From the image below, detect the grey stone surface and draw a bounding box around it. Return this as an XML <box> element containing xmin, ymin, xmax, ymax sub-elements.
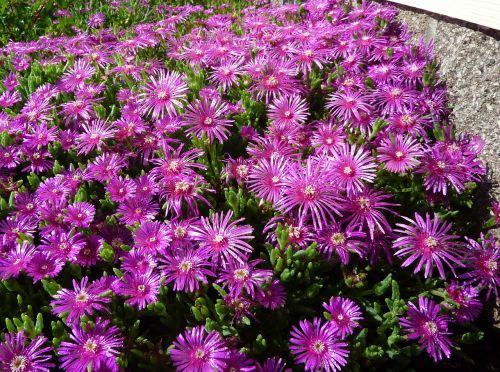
<box><xmin>397</xmin><ymin>8</ymin><xmax>500</xmax><ymax>198</ymax></box>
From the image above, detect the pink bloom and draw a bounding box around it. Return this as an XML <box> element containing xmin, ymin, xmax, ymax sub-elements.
<box><xmin>50</xmin><ymin>277</ymin><xmax>110</xmax><ymax>324</ymax></box>
<box><xmin>277</xmin><ymin>158</ymin><xmax>340</xmax><ymax>229</ymax></box>
<box><xmin>115</xmin><ymin>271</ymin><xmax>161</xmax><ymax>309</ymax></box>
<box><xmin>400</xmin><ymin>297</ymin><xmax>453</xmax><ymax>362</ymax></box>
<box><xmin>160</xmin><ymin>248</ymin><xmax>214</xmax><ymax>292</ymax></box>
<box><xmin>170</xmin><ymin>326</ymin><xmax>229</xmax><ymax>371</ymax></box>
<box><xmin>329</xmin><ymin>144</ymin><xmax>377</xmax><ymax>193</ymax></box>
<box><xmin>268</xmin><ymin>95</ymin><xmax>308</xmax><ymax>127</ymax></box>
<box><xmin>139</xmin><ymin>70</ymin><xmax>188</xmax><ymax>119</ymax></box>
<box><xmin>184</xmin><ymin>97</ymin><xmax>233</xmax><ymax>143</ymax></box>
<box><xmin>377</xmin><ymin>135</ymin><xmax>422</xmax><ymax>173</ymax></box>
<box><xmin>289</xmin><ymin>317</ymin><xmax>349</xmax><ymax>372</ymax></box>
<box><xmin>190</xmin><ymin>211</ymin><xmax>254</xmax><ymax>267</ymax></box>
<box><xmin>323</xmin><ymin>297</ymin><xmax>362</xmax><ymax>339</ymax></box>
<box><xmin>393</xmin><ymin>213</ymin><xmax>463</xmax><ymax>279</ymax></box>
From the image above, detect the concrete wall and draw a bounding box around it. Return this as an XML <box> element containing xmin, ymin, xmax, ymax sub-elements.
<box><xmin>395</xmin><ymin>6</ymin><xmax>500</xmax><ymax>198</ymax></box>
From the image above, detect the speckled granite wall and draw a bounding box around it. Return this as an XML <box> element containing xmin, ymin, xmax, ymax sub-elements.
<box><xmin>396</xmin><ymin>6</ymin><xmax>500</xmax><ymax>198</ymax></box>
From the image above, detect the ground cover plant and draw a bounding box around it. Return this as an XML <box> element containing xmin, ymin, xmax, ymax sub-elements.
<box><xmin>0</xmin><ymin>0</ymin><xmax>499</xmax><ymax>371</ymax></box>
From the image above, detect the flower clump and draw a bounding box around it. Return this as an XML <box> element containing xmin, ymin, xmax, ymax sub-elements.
<box><xmin>0</xmin><ymin>0</ymin><xmax>498</xmax><ymax>371</ymax></box>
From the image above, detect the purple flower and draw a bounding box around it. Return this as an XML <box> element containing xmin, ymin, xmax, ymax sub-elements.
<box><xmin>76</xmin><ymin>119</ymin><xmax>116</xmax><ymax>155</ymax></box>
<box><xmin>51</xmin><ymin>277</ymin><xmax>111</xmax><ymax>324</ymax></box>
<box><xmin>323</xmin><ymin>297</ymin><xmax>362</xmax><ymax>339</ymax></box>
<box><xmin>317</xmin><ymin>221</ymin><xmax>366</xmax><ymax>264</ymax></box>
<box><xmin>184</xmin><ymin>96</ymin><xmax>233</xmax><ymax>143</ymax></box>
<box><xmin>190</xmin><ymin>211</ymin><xmax>254</xmax><ymax>267</ymax></box>
<box><xmin>58</xmin><ymin>319</ymin><xmax>123</xmax><ymax>372</ymax></box>
<box><xmin>139</xmin><ymin>70</ymin><xmax>188</xmax><ymax>119</ymax></box>
<box><xmin>160</xmin><ymin>248</ymin><xmax>214</xmax><ymax>292</ymax></box>
<box><xmin>115</xmin><ymin>271</ymin><xmax>161</xmax><ymax>309</ymax></box>
<box><xmin>445</xmin><ymin>281</ymin><xmax>482</xmax><ymax>324</ymax></box>
<box><xmin>26</xmin><ymin>251</ymin><xmax>64</xmax><ymax>282</ymax></box>
<box><xmin>209</xmin><ymin>58</ymin><xmax>243</xmax><ymax>91</ymax></box>
<box><xmin>222</xmin><ymin>350</ymin><xmax>254</xmax><ymax>372</ymax></box>
<box><xmin>400</xmin><ymin>297</ymin><xmax>453</xmax><ymax>362</ymax></box>
<box><xmin>311</xmin><ymin>121</ymin><xmax>346</xmax><ymax>155</ymax></box>
<box><xmin>134</xmin><ymin>221</ymin><xmax>171</xmax><ymax>253</ymax></box>
<box><xmin>217</xmin><ymin>259</ymin><xmax>272</xmax><ymax>298</ymax></box>
<box><xmin>329</xmin><ymin>144</ymin><xmax>377</xmax><ymax>193</ymax></box>
<box><xmin>0</xmin><ymin>242</ymin><xmax>35</xmax><ymax>279</ymax></box>
<box><xmin>117</xmin><ymin>197</ymin><xmax>159</xmax><ymax>226</ymax></box>
<box><xmin>255</xmin><ymin>357</ymin><xmax>290</xmax><ymax>372</ymax></box>
<box><xmin>377</xmin><ymin>135</ymin><xmax>422</xmax><ymax>173</ymax></box>
<box><xmin>121</xmin><ymin>248</ymin><xmax>157</xmax><ymax>275</ymax></box>
<box><xmin>0</xmin><ymin>331</ymin><xmax>54</xmax><ymax>372</ymax></box>
<box><xmin>393</xmin><ymin>213</ymin><xmax>463</xmax><ymax>279</ymax></box>
<box><xmin>64</xmin><ymin>202</ymin><xmax>95</xmax><ymax>228</ymax></box>
<box><xmin>277</xmin><ymin>158</ymin><xmax>340</xmax><ymax>229</ymax></box>
<box><xmin>256</xmin><ymin>279</ymin><xmax>286</xmax><ymax>310</ymax></box>
<box><xmin>268</xmin><ymin>95</ymin><xmax>308</xmax><ymax>127</ymax></box>
<box><xmin>461</xmin><ymin>234</ymin><xmax>499</xmax><ymax>299</ymax></box>
<box><xmin>340</xmin><ymin>187</ymin><xmax>398</xmax><ymax>240</ymax></box>
<box><xmin>326</xmin><ymin>90</ymin><xmax>372</xmax><ymax>122</ymax></box>
<box><xmin>246</xmin><ymin>155</ymin><xmax>288</xmax><ymax>204</ymax></box>
<box><xmin>39</xmin><ymin>230</ymin><xmax>85</xmax><ymax>262</ymax></box>
<box><xmin>289</xmin><ymin>317</ymin><xmax>349</xmax><ymax>372</ymax></box>
<box><xmin>170</xmin><ymin>326</ymin><xmax>229</xmax><ymax>371</ymax></box>
<box><xmin>60</xmin><ymin>60</ymin><xmax>96</xmax><ymax>91</ymax></box>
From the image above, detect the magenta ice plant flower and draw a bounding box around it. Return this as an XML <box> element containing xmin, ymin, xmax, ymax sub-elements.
<box><xmin>289</xmin><ymin>317</ymin><xmax>349</xmax><ymax>372</ymax></box>
<box><xmin>323</xmin><ymin>297</ymin><xmax>362</xmax><ymax>339</ymax></box>
<box><xmin>393</xmin><ymin>213</ymin><xmax>463</xmax><ymax>279</ymax></box>
<box><xmin>190</xmin><ymin>211</ymin><xmax>254</xmax><ymax>267</ymax></box>
<box><xmin>58</xmin><ymin>319</ymin><xmax>123</xmax><ymax>372</ymax></box>
<box><xmin>400</xmin><ymin>297</ymin><xmax>453</xmax><ymax>362</ymax></box>
<box><xmin>0</xmin><ymin>331</ymin><xmax>54</xmax><ymax>372</ymax></box>
<box><xmin>170</xmin><ymin>326</ymin><xmax>229</xmax><ymax>371</ymax></box>
<box><xmin>51</xmin><ymin>277</ymin><xmax>110</xmax><ymax>324</ymax></box>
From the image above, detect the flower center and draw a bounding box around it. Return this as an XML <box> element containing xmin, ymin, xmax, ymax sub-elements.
<box><xmin>213</xmin><ymin>234</ymin><xmax>225</xmax><ymax>243</ymax></box>
<box><xmin>424</xmin><ymin>321</ymin><xmax>438</xmax><ymax>335</ymax></box>
<box><xmin>178</xmin><ymin>261</ymin><xmax>192</xmax><ymax>272</ymax></box>
<box><xmin>358</xmin><ymin>197</ymin><xmax>371</xmax><ymax>210</ymax></box>
<box><xmin>303</xmin><ymin>185</ymin><xmax>316</xmax><ymax>197</ymax></box>
<box><xmin>311</xmin><ymin>340</ymin><xmax>325</xmax><ymax>354</ymax></box>
<box><xmin>10</xmin><ymin>355</ymin><xmax>28</xmax><ymax>372</ymax></box>
<box><xmin>343</xmin><ymin>166</ymin><xmax>353</xmax><ymax>175</ymax></box>
<box><xmin>203</xmin><ymin>117</ymin><xmax>213</xmax><ymax>126</ymax></box>
<box><xmin>395</xmin><ymin>151</ymin><xmax>404</xmax><ymax>159</ymax></box>
<box><xmin>157</xmin><ymin>90</ymin><xmax>169</xmax><ymax>100</ymax></box>
<box><xmin>390</xmin><ymin>88</ymin><xmax>402</xmax><ymax>98</ymax></box>
<box><xmin>84</xmin><ymin>338</ymin><xmax>98</xmax><ymax>353</ymax></box>
<box><xmin>194</xmin><ymin>348</ymin><xmax>205</xmax><ymax>359</ymax></box>
<box><xmin>75</xmin><ymin>291</ymin><xmax>89</xmax><ymax>302</ymax></box>
<box><xmin>271</xmin><ymin>176</ymin><xmax>279</xmax><ymax>183</ymax></box>
<box><xmin>137</xmin><ymin>284</ymin><xmax>146</xmax><ymax>292</ymax></box>
<box><xmin>233</xmin><ymin>268</ymin><xmax>249</xmax><ymax>281</ymax></box>
<box><xmin>267</xmin><ymin>76</ymin><xmax>278</xmax><ymax>87</ymax></box>
<box><xmin>283</xmin><ymin>110</ymin><xmax>292</xmax><ymax>118</ymax></box>
<box><xmin>237</xmin><ymin>165</ymin><xmax>249</xmax><ymax>177</ymax></box>
<box><xmin>331</xmin><ymin>232</ymin><xmax>346</xmax><ymax>245</ymax></box>
<box><xmin>175</xmin><ymin>181</ymin><xmax>190</xmax><ymax>192</ymax></box>
<box><xmin>425</xmin><ymin>236</ymin><xmax>438</xmax><ymax>248</ymax></box>
<box><xmin>174</xmin><ymin>227</ymin><xmax>186</xmax><ymax>238</ymax></box>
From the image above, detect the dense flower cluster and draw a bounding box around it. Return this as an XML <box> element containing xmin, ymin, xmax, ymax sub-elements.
<box><xmin>0</xmin><ymin>0</ymin><xmax>498</xmax><ymax>370</ymax></box>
